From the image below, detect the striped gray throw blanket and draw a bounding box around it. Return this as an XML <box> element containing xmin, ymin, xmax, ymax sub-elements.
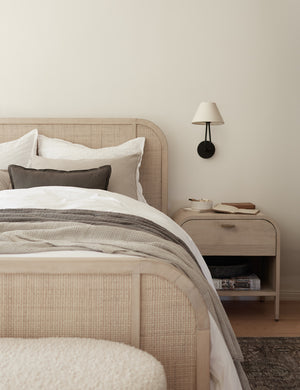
<box><xmin>0</xmin><ymin>208</ymin><xmax>250</xmax><ymax>390</ymax></box>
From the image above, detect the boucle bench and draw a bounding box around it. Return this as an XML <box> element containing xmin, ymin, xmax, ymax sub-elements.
<box><xmin>0</xmin><ymin>338</ymin><xmax>167</xmax><ymax>390</ymax></box>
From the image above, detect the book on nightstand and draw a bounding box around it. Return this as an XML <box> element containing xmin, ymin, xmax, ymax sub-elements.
<box><xmin>221</xmin><ymin>202</ymin><xmax>256</xmax><ymax>209</ymax></box>
<box><xmin>213</xmin><ymin>204</ymin><xmax>260</xmax><ymax>215</ymax></box>
<box><xmin>213</xmin><ymin>274</ymin><xmax>261</xmax><ymax>290</ymax></box>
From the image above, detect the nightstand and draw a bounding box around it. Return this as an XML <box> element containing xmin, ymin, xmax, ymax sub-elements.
<box><xmin>173</xmin><ymin>209</ymin><xmax>280</xmax><ymax>320</ymax></box>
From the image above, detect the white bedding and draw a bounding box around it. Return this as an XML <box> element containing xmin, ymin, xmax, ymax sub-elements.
<box><xmin>0</xmin><ymin>186</ymin><xmax>242</xmax><ymax>390</ymax></box>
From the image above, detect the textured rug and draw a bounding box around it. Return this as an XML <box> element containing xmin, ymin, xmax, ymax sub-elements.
<box><xmin>238</xmin><ymin>337</ymin><xmax>300</xmax><ymax>390</ymax></box>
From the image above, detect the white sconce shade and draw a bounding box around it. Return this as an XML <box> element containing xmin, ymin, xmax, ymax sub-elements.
<box><xmin>192</xmin><ymin>102</ymin><xmax>224</xmax><ymax>125</ymax></box>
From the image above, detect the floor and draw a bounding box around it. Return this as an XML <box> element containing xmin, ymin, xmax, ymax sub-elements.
<box><xmin>222</xmin><ymin>300</ymin><xmax>300</xmax><ymax>337</ymax></box>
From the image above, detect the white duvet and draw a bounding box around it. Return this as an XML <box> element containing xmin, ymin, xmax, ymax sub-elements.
<box><xmin>0</xmin><ymin>186</ymin><xmax>242</xmax><ymax>390</ymax></box>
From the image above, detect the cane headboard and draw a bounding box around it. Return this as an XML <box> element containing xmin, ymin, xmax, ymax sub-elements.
<box><xmin>0</xmin><ymin>118</ymin><xmax>168</xmax><ymax>213</ymax></box>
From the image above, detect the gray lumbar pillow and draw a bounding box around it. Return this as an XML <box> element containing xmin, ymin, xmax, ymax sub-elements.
<box><xmin>8</xmin><ymin>164</ymin><xmax>111</xmax><ymax>191</ymax></box>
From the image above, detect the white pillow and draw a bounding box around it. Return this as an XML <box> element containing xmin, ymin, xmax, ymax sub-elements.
<box><xmin>37</xmin><ymin>135</ymin><xmax>146</xmax><ymax>202</ymax></box>
<box><xmin>0</xmin><ymin>130</ymin><xmax>38</xmax><ymax>169</ymax></box>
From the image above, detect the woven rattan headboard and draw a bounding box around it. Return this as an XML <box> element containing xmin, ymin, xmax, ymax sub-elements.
<box><xmin>0</xmin><ymin>118</ymin><xmax>168</xmax><ymax>213</ymax></box>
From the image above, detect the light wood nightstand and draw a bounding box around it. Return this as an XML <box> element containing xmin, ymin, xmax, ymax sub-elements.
<box><xmin>173</xmin><ymin>209</ymin><xmax>280</xmax><ymax>320</ymax></box>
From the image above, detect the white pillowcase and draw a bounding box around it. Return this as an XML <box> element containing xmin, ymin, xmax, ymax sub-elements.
<box><xmin>0</xmin><ymin>129</ymin><xmax>38</xmax><ymax>169</ymax></box>
<box><xmin>37</xmin><ymin>135</ymin><xmax>146</xmax><ymax>202</ymax></box>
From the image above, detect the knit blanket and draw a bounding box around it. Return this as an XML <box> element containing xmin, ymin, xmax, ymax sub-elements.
<box><xmin>0</xmin><ymin>208</ymin><xmax>250</xmax><ymax>390</ymax></box>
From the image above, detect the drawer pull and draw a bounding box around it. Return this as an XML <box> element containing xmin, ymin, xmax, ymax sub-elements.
<box><xmin>221</xmin><ymin>223</ymin><xmax>236</xmax><ymax>229</ymax></box>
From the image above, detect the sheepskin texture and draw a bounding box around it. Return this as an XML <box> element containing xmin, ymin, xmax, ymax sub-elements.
<box><xmin>0</xmin><ymin>338</ymin><xmax>167</xmax><ymax>390</ymax></box>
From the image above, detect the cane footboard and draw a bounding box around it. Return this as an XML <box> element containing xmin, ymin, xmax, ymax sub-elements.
<box><xmin>0</xmin><ymin>257</ymin><xmax>210</xmax><ymax>390</ymax></box>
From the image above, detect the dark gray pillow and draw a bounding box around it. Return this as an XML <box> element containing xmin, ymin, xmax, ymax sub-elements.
<box><xmin>8</xmin><ymin>164</ymin><xmax>111</xmax><ymax>190</ymax></box>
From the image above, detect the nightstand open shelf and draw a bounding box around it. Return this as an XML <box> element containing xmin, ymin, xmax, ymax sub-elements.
<box><xmin>217</xmin><ymin>288</ymin><xmax>275</xmax><ymax>297</ymax></box>
<box><xmin>173</xmin><ymin>209</ymin><xmax>280</xmax><ymax>320</ymax></box>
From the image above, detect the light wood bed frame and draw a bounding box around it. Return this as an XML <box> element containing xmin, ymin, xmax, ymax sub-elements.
<box><xmin>0</xmin><ymin>118</ymin><xmax>210</xmax><ymax>390</ymax></box>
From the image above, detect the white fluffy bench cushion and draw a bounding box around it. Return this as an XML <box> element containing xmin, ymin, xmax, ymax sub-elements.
<box><xmin>0</xmin><ymin>338</ymin><xmax>167</xmax><ymax>390</ymax></box>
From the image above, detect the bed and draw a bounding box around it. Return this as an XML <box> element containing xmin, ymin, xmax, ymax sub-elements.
<box><xmin>0</xmin><ymin>118</ymin><xmax>246</xmax><ymax>390</ymax></box>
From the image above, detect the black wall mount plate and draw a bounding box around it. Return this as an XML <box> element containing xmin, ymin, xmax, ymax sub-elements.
<box><xmin>197</xmin><ymin>141</ymin><xmax>215</xmax><ymax>159</ymax></box>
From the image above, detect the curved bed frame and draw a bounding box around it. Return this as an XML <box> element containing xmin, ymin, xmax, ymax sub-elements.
<box><xmin>0</xmin><ymin>118</ymin><xmax>210</xmax><ymax>390</ymax></box>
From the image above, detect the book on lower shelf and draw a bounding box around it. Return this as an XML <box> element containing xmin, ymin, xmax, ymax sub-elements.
<box><xmin>213</xmin><ymin>274</ymin><xmax>261</xmax><ymax>290</ymax></box>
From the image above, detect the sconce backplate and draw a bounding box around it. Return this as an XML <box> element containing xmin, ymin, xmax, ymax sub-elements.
<box><xmin>197</xmin><ymin>141</ymin><xmax>215</xmax><ymax>159</ymax></box>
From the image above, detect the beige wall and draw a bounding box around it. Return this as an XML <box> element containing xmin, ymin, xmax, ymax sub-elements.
<box><xmin>0</xmin><ymin>0</ymin><xmax>299</xmax><ymax>296</ymax></box>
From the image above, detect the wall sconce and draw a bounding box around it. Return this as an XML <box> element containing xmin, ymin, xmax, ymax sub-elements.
<box><xmin>192</xmin><ymin>102</ymin><xmax>224</xmax><ymax>158</ymax></box>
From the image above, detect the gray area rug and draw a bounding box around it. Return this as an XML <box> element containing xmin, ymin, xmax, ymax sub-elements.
<box><xmin>238</xmin><ymin>337</ymin><xmax>300</xmax><ymax>390</ymax></box>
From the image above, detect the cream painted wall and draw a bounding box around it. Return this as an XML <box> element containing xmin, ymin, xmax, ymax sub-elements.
<box><xmin>0</xmin><ymin>0</ymin><xmax>299</xmax><ymax>295</ymax></box>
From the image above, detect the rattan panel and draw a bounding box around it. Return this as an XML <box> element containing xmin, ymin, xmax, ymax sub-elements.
<box><xmin>0</xmin><ymin>273</ymin><xmax>132</xmax><ymax>342</ymax></box>
<box><xmin>141</xmin><ymin>275</ymin><xmax>197</xmax><ymax>390</ymax></box>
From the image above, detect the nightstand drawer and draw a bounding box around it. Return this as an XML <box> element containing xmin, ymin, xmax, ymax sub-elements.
<box><xmin>181</xmin><ymin>219</ymin><xmax>276</xmax><ymax>256</ymax></box>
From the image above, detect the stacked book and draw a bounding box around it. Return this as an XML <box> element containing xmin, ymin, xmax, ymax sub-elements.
<box><xmin>213</xmin><ymin>274</ymin><xmax>261</xmax><ymax>290</ymax></box>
